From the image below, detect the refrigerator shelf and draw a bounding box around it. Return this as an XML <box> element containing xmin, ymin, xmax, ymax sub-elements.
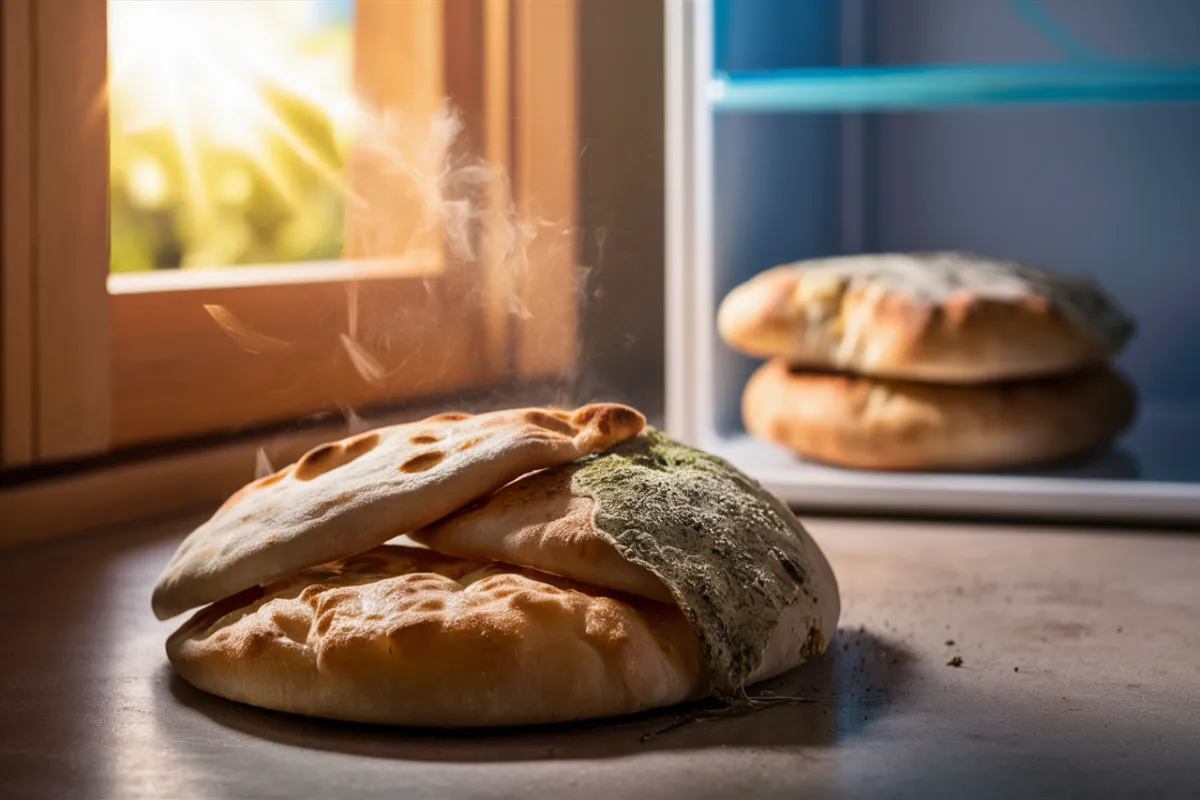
<box><xmin>710</xmin><ymin>63</ymin><xmax>1200</xmax><ymax>113</ymax></box>
<box><xmin>708</xmin><ymin>402</ymin><xmax>1200</xmax><ymax>524</ymax></box>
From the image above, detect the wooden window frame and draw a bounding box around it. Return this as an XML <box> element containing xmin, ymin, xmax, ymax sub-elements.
<box><xmin>2</xmin><ymin>0</ymin><xmax>579</xmax><ymax>465</ymax></box>
<box><xmin>1</xmin><ymin>0</ymin><xmax>36</xmax><ymax>466</ymax></box>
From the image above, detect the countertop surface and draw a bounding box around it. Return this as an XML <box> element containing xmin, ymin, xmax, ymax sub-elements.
<box><xmin>1</xmin><ymin>513</ymin><xmax>1198</xmax><ymax>799</ymax></box>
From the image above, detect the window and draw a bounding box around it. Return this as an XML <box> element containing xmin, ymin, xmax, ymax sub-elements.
<box><xmin>2</xmin><ymin>0</ymin><xmax>582</xmax><ymax>466</ymax></box>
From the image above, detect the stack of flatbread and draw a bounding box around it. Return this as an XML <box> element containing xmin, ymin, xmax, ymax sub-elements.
<box><xmin>718</xmin><ymin>252</ymin><xmax>1138</xmax><ymax>470</ymax></box>
<box><xmin>152</xmin><ymin>403</ymin><xmax>840</xmax><ymax>727</ymax></box>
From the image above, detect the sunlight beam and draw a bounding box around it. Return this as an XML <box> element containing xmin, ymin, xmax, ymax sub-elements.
<box><xmin>108</xmin><ymin>0</ymin><xmax>352</xmax><ymax>215</ymax></box>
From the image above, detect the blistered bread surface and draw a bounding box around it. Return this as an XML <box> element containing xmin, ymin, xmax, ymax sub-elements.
<box><xmin>167</xmin><ymin>545</ymin><xmax>704</xmax><ymax>727</ymax></box>
<box><xmin>152</xmin><ymin>403</ymin><xmax>645</xmax><ymax>620</ymax></box>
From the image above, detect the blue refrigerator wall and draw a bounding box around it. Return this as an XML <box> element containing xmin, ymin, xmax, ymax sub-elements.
<box><xmin>712</xmin><ymin>0</ymin><xmax>1200</xmax><ymax>441</ymax></box>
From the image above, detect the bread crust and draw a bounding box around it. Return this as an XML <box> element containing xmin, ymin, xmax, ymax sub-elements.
<box><xmin>743</xmin><ymin>359</ymin><xmax>1137</xmax><ymax>470</ymax></box>
<box><xmin>717</xmin><ymin>254</ymin><xmax>1133</xmax><ymax>383</ymax></box>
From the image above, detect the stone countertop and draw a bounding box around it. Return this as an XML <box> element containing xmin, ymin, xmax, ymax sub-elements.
<box><xmin>1</xmin><ymin>513</ymin><xmax>1197</xmax><ymax>799</ymax></box>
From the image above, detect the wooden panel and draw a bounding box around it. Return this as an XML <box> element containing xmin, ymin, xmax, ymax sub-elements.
<box><xmin>1</xmin><ymin>0</ymin><xmax>35</xmax><ymax>465</ymax></box>
<box><xmin>34</xmin><ymin>0</ymin><xmax>111</xmax><ymax>459</ymax></box>
<box><xmin>344</xmin><ymin>0</ymin><xmax>445</xmax><ymax>263</ymax></box>
<box><xmin>110</xmin><ymin>273</ymin><xmax>483</xmax><ymax>446</ymax></box>
<box><xmin>513</xmin><ymin>0</ymin><xmax>580</xmax><ymax>379</ymax></box>
<box><xmin>482</xmin><ymin>0</ymin><xmax>516</xmax><ymax>381</ymax></box>
<box><xmin>446</xmin><ymin>0</ymin><xmax>509</xmax><ymax>383</ymax></box>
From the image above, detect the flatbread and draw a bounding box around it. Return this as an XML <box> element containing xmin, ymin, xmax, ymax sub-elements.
<box><xmin>152</xmin><ymin>403</ymin><xmax>645</xmax><ymax>620</ymax></box>
<box><xmin>166</xmin><ymin>545</ymin><xmax>706</xmax><ymax>727</ymax></box>
<box><xmin>411</xmin><ymin>466</ymin><xmax>676</xmax><ymax>603</ymax></box>
<box><xmin>743</xmin><ymin>359</ymin><xmax>1137</xmax><ymax>470</ymax></box>
<box><xmin>717</xmin><ymin>252</ymin><xmax>1135</xmax><ymax>383</ymax></box>
<box><xmin>413</xmin><ymin>431</ymin><xmax>840</xmax><ymax>698</ymax></box>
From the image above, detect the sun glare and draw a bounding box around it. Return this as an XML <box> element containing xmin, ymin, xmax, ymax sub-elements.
<box><xmin>107</xmin><ymin>0</ymin><xmax>474</xmax><ymax>274</ymax></box>
<box><xmin>108</xmin><ymin>0</ymin><xmax>357</xmax><ymax>212</ymax></box>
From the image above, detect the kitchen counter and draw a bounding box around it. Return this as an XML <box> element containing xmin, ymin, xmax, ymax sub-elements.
<box><xmin>1</xmin><ymin>513</ymin><xmax>1197</xmax><ymax>799</ymax></box>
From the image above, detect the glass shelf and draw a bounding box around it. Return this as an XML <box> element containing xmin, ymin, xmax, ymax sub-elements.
<box><xmin>709</xmin><ymin>63</ymin><xmax>1200</xmax><ymax>113</ymax></box>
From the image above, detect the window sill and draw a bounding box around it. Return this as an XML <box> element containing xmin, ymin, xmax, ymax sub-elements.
<box><xmin>107</xmin><ymin>255</ymin><xmax>443</xmax><ymax>295</ymax></box>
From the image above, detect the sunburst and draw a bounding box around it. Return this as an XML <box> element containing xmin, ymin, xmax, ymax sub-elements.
<box><xmin>107</xmin><ymin>0</ymin><xmax>358</xmax><ymax>211</ymax></box>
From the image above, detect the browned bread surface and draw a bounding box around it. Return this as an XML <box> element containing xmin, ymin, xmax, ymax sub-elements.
<box><xmin>167</xmin><ymin>545</ymin><xmax>705</xmax><ymax>727</ymax></box>
<box><xmin>743</xmin><ymin>359</ymin><xmax>1137</xmax><ymax>471</ymax></box>
<box><xmin>152</xmin><ymin>403</ymin><xmax>645</xmax><ymax>620</ymax></box>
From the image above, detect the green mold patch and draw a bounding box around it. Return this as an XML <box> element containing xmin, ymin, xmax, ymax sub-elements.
<box><xmin>571</xmin><ymin>430</ymin><xmax>809</xmax><ymax>698</ymax></box>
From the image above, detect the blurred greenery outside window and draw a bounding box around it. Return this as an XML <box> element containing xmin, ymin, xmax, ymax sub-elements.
<box><xmin>108</xmin><ymin>0</ymin><xmax>356</xmax><ymax>273</ymax></box>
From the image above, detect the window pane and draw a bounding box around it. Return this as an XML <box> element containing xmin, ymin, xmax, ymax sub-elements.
<box><xmin>107</xmin><ymin>0</ymin><xmax>356</xmax><ymax>273</ymax></box>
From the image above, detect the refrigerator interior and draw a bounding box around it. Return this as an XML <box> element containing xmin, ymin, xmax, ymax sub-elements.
<box><xmin>667</xmin><ymin>0</ymin><xmax>1200</xmax><ymax>522</ymax></box>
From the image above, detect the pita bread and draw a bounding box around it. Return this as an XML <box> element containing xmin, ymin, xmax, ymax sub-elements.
<box><xmin>164</xmin><ymin>431</ymin><xmax>840</xmax><ymax>726</ymax></box>
<box><xmin>718</xmin><ymin>252</ymin><xmax>1135</xmax><ymax>383</ymax></box>
<box><xmin>743</xmin><ymin>359</ymin><xmax>1137</xmax><ymax>470</ymax></box>
<box><xmin>414</xmin><ymin>431</ymin><xmax>840</xmax><ymax>697</ymax></box>
<box><xmin>152</xmin><ymin>403</ymin><xmax>645</xmax><ymax>620</ymax></box>
<box><xmin>411</xmin><ymin>466</ymin><xmax>675</xmax><ymax>603</ymax></box>
<box><xmin>166</xmin><ymin>545</ymin><xmax>706</xmax><ymax>727</ymax></box>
